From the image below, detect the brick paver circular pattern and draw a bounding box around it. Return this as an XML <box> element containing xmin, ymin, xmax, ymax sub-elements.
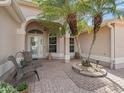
<box><xmin>27</xmin><ymin>60</ymin><xmax>124</xmax><ymax>93</ymax></box>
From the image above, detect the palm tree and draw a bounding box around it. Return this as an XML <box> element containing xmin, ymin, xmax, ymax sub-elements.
<box><xmin>79</xmin><ymin>0</ymin><xmax>119</xmax><ymax>66</ymax></box>
<box><xmin>33</xmin><ymin>0</ymin><xmax>89</xmax><ymax>58</ymax></box>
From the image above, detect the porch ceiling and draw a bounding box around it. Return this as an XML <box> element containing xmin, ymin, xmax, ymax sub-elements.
<box><xmin>26</xmin><ymin>20</ymin><xmax>65</xmax><ymax>36</ymax></box>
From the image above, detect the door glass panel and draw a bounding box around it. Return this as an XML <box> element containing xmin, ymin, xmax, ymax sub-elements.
<box><xmin>28</xmin><ymin>35</ymin><xmax>44</xmax><ymax>58</ymax></box>
<box><xmin>70</xmin><ymin>37</ymin><xmax>75</xmax><ymax>52</ymax></box>
<box><xmin>39</xmin><ymin>37</ymin><xmax>43</xmax><ymax>57</ymax></box>
<box><xmin>40</xmin><ymin>38</ymin><xmax>42</xmax><ymax>45</ymax></box>
<box><xmin>49</xmin><ymin>36</ymin><xmax>57</xmax><ymax>52</ymax></box>
<box><xmin>30</xmin><ymin>37</ymin><xmax>37</xmax><ymax>58</ymax></box>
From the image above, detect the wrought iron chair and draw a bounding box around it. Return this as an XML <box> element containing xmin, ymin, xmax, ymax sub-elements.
<box><xmin>21</xmin><ymin>51</ymin><xmax>42</xmax><ymax>68</ymax></box>
<box><xmin>8</xmin><ymin>56</ymin><xmax>40</xmax><ymax>83</ymax></box>
<box><xmin>15</xmin><ymin>51</ymin><xmax>42</xmax><ymax>68</ymax></box>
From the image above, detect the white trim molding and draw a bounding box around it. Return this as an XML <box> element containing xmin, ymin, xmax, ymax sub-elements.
<box><xmin>26</xmin><ymin>16</ymin><xmax>38</xmax><ymax>22</ymax></box>
<box><xmin>51</xmin><ymin>53</ymin><xmax>64</xmax><ymax>59</ymax></box>
<box><xmin>115</xmin><ymin>58</ymin><xmax>124</xmax><ymax>64</ymax></box>
<box><xmin>114</xmin><ymin>58</ymin><xmax>124</xmax><ymax>69</ymax></box>
<box><xmin>0</xmin><ymin>0</ymin><xmax>11</xmax><ymax>6</ymax></box>
<box><xmin>64</xmin><ymin>54</ymin><xmax>70</xmax><ymax>63</ymax></box>
<box><xmin>108</xmin><ymin>22</ymin><xmax>115</xmax><ymax>69</ymax></box>
<box><xmin>81</xmin><ymin>54</ymin><xmax>124</xmax><ymax>69</ymax></box>
<box><xmin>81</xmin><ymin>54</ymin><xmax>111</xmax><ymax>63</ymax></box>
<box><xmin>46</xmin><ymin>53</ymin><xmax>75</xmax><ymax>59</ymax></box>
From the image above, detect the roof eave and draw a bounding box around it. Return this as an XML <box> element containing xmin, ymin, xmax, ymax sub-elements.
<box><xmin>0</xmin><ymin>0</ymin><xmax>26</xmax><ymax>23</ymax></box>
<box><xmin>17</xmin><ymin>0</ymin><xmax>38</xmax><ymax>9</ymax></box>
<box><xmin>0</xmin><ymin>0</ymin><xmax>11</xmax><ymax>6</ymax></box>
<box><xmin>11</xmin><ymin>0</ymin><xmax>26</xmax><ymax>23</ymax></box>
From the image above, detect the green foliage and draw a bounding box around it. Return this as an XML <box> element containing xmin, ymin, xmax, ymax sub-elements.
<box><xmin>79</xmin><ymin>0</ymin><xmax>116</xmax><ymax>17</ymax></box>
<box><xmin>39</xmin><ymin>20</ymin><xmax>65</xmax><ymax>36</ymax></box>
<box><xmin>114</xmin><ymin>10</ymin><xmax>124</xmax><ymax>18</ymax></box>
<box><xmin>33</xmin><ymin>0</ymin><xmax>89</xmax><ymax>37</ymax></box>
<box><xmin>15</xmin><ymin>82</ymin><xmax>28</xmax><ymax>92</ymax></box>
<box><xmin>33</xmin><ymin>0</ymin><xmax>78</xmax><ymax>18</ymax></box>
<box><xmin>0</xmin><ymin>82</ymin><xmax>17</xmax><ymax>93</ymax></box>
<box><xmin>81</xmin><ymin>59</ymin><xmax>92</xmax><ymax>67</ymax></box>
<box><xmin>20</xmin><ymin>60</ymin><xmax>28</xmax><ymax>67</ymax></box>
<box><xmin>77</xmin><ymin>20</ymin><xmax>89</xmax><ymax>36</ymax></box>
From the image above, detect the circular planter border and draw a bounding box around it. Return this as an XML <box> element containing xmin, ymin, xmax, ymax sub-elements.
<box><xmin>72</xmin><ymin>63</ymin><xmax>107</xmax><ymax>77</ymax></box>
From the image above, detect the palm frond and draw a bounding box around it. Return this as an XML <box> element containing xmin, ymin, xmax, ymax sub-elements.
<box><xmin>39</xmin><ymin>20</ymin><xmax>65</xmax><ymax>36</ymax></box>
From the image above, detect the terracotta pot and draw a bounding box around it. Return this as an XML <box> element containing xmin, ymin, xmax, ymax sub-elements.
<box><xmin>19</xmin><ymin>88</ymin><xmax>28</xmax><ymax>93</ymax></box>
<box><xmin>48</xmin><ymin>53</ymin><xmax>52</xmax><ymax>60</ymax></box>
<box><xmin>75</xmin><ymin>52</ymin><xmax>80</xmax><ymax>59</ymax></box>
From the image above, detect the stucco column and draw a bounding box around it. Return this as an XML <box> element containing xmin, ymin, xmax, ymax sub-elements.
<box><xmin>64</xmin><ymin>31</ymin><xmax>70</xmax><ymax>63</ymax></box>
<box><xmin>57</xmin><ymin>37</ymin><xmax>64</xmax><ymax>59</ymax></box>
<box><xmin>108</xmin><ymin>23</ymin><xmax>115</xmax><ymax>69</ymax></box>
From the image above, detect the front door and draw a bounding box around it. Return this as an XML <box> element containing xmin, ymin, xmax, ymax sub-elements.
<box><xmin>27</xmin><ymin>35</ymin><xmax>43</xmax><ymax>59</ymax></box>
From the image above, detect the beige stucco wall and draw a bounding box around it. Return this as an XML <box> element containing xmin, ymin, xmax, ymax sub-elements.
<box><xmin>16</xmin><ymin>33</ymin><xmax>26</xmax><ymax>52</ymax></box>
<box><xmin>0</xmin><ymin>7</ymin><xmax>21</xmax><ymax>78</ymax></box>
<box><xmin>19</xmin><ymin>4</ymin><xmax>40</xmax><ymax>18</ymax></box>
<box><xmin>57</xmin><ymin>37</ymin><xmax>65</xmax><ymax>58</ymax></box>
<box><xmin>114</xmin><ymin>22</ymin><xmax>124</xmax><ymax>58</ymax></box>
<box><xmin>79</xmin><ymin>26</ymin><xmax>111</xmax><ymax>62</ymax></box>
<box><xmin>113</xmin><ymin>21</ymin><xmax>124</xmax><ymax>69</ymax></box>
<box><xmin>17</xmin><ymin>3</ymin><xmax>41</xmax><ymax>53</ymax></box>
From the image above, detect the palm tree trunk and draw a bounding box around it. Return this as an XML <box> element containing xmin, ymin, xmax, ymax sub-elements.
<box><xmin>67</xmin><ymin>13</ymin><xmax>78</xmax><ymax>36</ymax></box>
<box><xmin>86</xmin><ymin>13</ymin><xmax>102</xmax><ymax>66</ymax></box>
<box><xmin>75</xmin><ymin>36</ymin><xmax>81</xmax><ymax>58</ymax></box>
<box><xmin>67</xmin><ymin>13</ymin><xmax>82</xmax><ymax>59</ymax></box>
<box><xmin>87</xmin><ymin>32</ymin><xmax>96</xmax><ymax>63</ymax></box>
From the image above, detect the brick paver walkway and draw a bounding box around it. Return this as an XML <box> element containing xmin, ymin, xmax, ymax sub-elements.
<box><xmin>26</xmin><ymin>60</ymin><xmax>124</xmax><ymax>93</ymax></box>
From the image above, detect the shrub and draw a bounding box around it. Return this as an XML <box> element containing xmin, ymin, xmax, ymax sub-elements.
<box><xmin>15</xmin><ymin>82</ymin><xmax>28</xmax><ymax>91</ymax></box>
<box><xmin>0</xmin><ymin>82</ymin><xmax>17</xmax><ymax>93</ymax></box>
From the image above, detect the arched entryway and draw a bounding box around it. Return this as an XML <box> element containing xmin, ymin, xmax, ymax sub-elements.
<box><xmin>24</xmin><ymin>18</ymin><xmax>73</xmax><ymax>61</ymax></box>
<box><xmin>25</xmin><ymin>20</ymin><xmax>49</xmax><ymax>59</ymax></box>
<box><xmin>27</xmin><ymin>30</ymin><xmax>43</xmax><ymax>58</ymax></box>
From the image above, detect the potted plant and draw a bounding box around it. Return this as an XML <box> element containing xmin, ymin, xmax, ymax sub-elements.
<box><xmin>20</xmin><ymin>60</ymin><xmax>27</xmax><ymax>67</ymax></box>
<box><xmin>15</xmin><ymin>82</ymin><xmax>28</xmax><ymax>93</ymax></box>
<box><xmin>75</xmin><ymin>52</ymin><xmax>80</xmax><ymax>59</ymax></box>
<box><xmin>48</xmin><ymin>52</ymin><xmax>52</xmax><ymax>60</ymax></box>
<box><xmin>0</xmin><ymin>81</ymin><xmax>17</xmax><ymax>93</ymax></box>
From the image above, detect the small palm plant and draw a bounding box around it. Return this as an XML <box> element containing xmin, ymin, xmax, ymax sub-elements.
<box><xmin>33</xmin><ymin>0</ymin><xmax>89</xmax><ymax>57</ymax></box>
<box><xmin>79</xmin><ymin>0</ymin><xmax>118</xmax><ymax>66</ymax></box>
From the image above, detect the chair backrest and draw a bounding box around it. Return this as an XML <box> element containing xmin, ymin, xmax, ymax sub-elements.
<box><xmin>22</xmin><ymin>51</ymin><xmax>32</xmax><ymax>62</ymax></box>
<box><xmin>8</xmin><ymin>56</ymin><xmax>19</xmax><ymax>70</ymax></box>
